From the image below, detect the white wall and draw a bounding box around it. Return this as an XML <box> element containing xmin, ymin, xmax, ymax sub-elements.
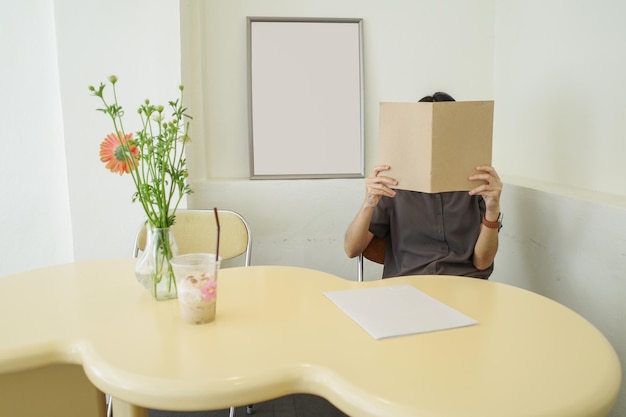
<box><xmin>494</xmin><ymin>0</ymin><xmax>626</xmax><ymax>197</ymax></box>
<box><xmin>494</xmin><ymin>1</ymin><xmax>626</xmax><ymax>415</ymax></box>
<box><xmin>0</xmin><ymin>0</ymin><xmax>181</xmax><ymax>267</ymax></box>
<box><xmin>0</xmin><ymin>1</ymin><xmax>73</xmax><ymax>276</ymax></box>
<box><xmin>54</xmin><ymin>0</ymin><xmax>182</xmax><ymax>261</ymax></box>
<box><xmin>3</xmin><ymin>0</ymin><xmax>625</xmax><ymax>415</ymax></box>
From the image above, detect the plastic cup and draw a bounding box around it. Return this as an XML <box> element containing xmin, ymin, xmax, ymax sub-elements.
<box><xmin>171</xmin><ymin>253</ymin><xmax>221</xmax><ymax>324</ymax></box>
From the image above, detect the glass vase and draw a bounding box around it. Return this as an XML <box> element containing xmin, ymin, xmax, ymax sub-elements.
<box><xmin>135</xmin><ymin>225</ymin><xmax>179</xmax><ymax>301</ymax></box>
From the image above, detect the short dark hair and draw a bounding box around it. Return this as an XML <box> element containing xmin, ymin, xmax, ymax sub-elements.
<box><xmin>419</xmin><ymin>92</ymin><xmax>455</xmax><ymax>102</ymax></box>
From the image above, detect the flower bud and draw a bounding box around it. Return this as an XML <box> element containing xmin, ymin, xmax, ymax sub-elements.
<box><xmin>108</xmin><ymin>75</ymin><xmax>118</xmax><ymax>84</ymax></box>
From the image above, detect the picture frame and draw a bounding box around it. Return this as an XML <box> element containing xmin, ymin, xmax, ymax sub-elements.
<box><xmin>247</xmin><ymin>17</ymin><xmax>364</xmax><ymax>179</ymax></box>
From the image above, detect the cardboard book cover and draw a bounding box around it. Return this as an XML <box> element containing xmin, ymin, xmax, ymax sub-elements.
<box><xmin>378</xmin><ymin>101</ymin><xmax>494</xmax><ymax>193</ymax></box>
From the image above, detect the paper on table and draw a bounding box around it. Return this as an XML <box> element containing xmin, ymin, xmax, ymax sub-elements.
<box><xmin>324</xmin><ymin>285</ymin><xmax>477</xmax><ymax>340</ymax></box>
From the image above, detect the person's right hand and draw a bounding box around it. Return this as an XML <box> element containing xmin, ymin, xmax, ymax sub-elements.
<box><xmin>364</xmin><ymin>165</ymin><xmax>398</xmax><ymax>208</ymax></box>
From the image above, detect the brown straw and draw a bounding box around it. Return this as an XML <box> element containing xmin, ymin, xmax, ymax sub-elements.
<box><xmin>213</xmin><ymin>207</ymin><xmax>220</xmax><ymax>264</ymax></box>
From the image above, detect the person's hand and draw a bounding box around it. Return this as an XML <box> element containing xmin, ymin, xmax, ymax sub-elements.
<box><xmin>468</xmin><ymin>166</ymin><xmax>502</xmax><ymax>216</ymax></box>
<box><xmin>364</xmin><ymin>165</ymin><xmax>398</xmax><ymax>208</ymax></box>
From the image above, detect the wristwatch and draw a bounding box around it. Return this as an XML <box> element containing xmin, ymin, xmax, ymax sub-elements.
<box><xmin>482</xmin><ymin>212</ymin><xmax>503</xmax><ymax>231</ymax></box>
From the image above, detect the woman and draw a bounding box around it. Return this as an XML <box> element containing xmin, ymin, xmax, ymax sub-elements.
<box><xmin>344</xmin><ymin>92</ymin><xmax>502</xmax><ymax>279</ymax></box>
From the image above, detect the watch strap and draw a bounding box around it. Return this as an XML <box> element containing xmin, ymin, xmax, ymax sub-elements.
<box><xmin>482</xmin><ymin>213</ymin><xmax>501</xmax><ymax>229</ymax></box>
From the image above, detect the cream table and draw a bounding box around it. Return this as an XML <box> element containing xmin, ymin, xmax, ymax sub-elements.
<box><xmin>0</xmin><ymin>259</ymin><xmax>621</xmax><ymax>417</ymax></box>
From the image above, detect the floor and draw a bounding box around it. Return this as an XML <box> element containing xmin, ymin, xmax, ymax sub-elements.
<box><xmin>148</xmin><ymin>394</ymin><xmax>349</xmax><ymax>417</ymax></box>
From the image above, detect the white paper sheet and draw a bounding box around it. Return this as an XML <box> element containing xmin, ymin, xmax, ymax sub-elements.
<box><xmin>324</xmin><ymin>284</ymin><xmax>477</xmax><ymax>340</ymax></box>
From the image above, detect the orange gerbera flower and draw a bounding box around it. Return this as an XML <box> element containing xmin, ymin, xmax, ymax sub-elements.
<box><xmin>99</xmin><ymin>132</ymin><xmax>140</xmax><ymax>175</ymax></box>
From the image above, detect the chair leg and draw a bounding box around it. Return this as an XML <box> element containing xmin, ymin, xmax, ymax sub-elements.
<box><xmin>357</xmin><ymin>254</ymin><xmax>364</xmax><ymax>282</ymax></box>
<box><xmin>107</xmin><ymin>394</ymin><xmax>113</xmax><ymax>417</ymax></box>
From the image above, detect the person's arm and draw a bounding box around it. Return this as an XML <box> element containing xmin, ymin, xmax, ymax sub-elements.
<box><xmin>468</xmin><ymin>166</ymin><xmax>503</xmax><ymax>270</ymax></box>
<box><xmin>344</xmin><ymin>165</ymin><xmax>397</xmax><ymax>258</ymax></box>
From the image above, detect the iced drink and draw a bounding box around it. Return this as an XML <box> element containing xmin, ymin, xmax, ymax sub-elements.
<box><xmin>171</xmin><ymin>253</ymin><xmax>221</xmax><ymax>324</ymax></box>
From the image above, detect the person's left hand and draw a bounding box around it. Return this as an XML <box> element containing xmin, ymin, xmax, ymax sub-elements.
<box><xmin>468</xmin><ymin>166</ymin><xmax>502</xmax><ymax>216</ymax></box>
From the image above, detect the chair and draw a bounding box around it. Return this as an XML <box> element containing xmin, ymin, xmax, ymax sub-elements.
<box><xmin>107</xmin><ymin>209</ymin><xmax>254</xmax><ymax>417</ymax></box>
<box><xmin>357</xmin><ymin>236</ymin><xmax>385</xmax><ymax>282</ymax></box>
<box><xmin>132</xmin><ymin>209</ymin><xmax>252</xmax><ymax>267</ymax></box>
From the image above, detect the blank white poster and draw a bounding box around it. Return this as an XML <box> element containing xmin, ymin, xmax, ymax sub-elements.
<box><xmin>248</xmin><ymin>18</ymin><xmax>364</xmax><ymax>178</ymax></box>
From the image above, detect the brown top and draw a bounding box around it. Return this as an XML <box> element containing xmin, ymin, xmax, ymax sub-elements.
<box><xmin>369</xmin><ymin>190</ymin><xmax>493</xmax><ymax>279</ymax></box>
